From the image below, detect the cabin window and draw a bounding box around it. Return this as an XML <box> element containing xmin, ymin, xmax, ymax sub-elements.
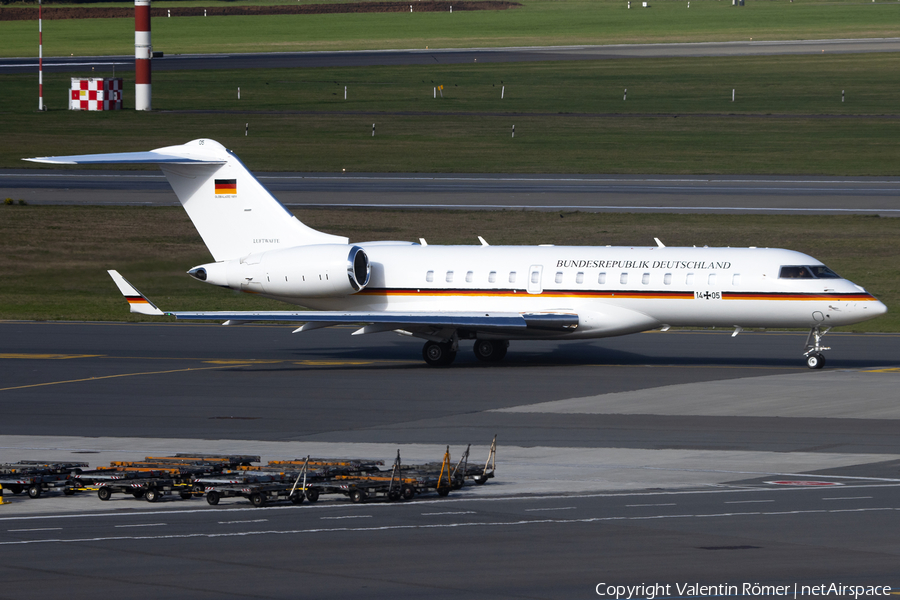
<box><xmin>708</xmin><ymin>273</ymin><xmax>716</xmax><ymax>286</ymax></box>
<box><xmin>598</xmin><ymin>272</ymin><xmax>606</xmax><ymax>285</ymax></box>
<box><xmin>664</xmin><ymin>273</ymin><xmax>672</xmax><ymax>285</ymax></box>
<box><xmin>509</xmin><ymin>271</ymin><xmax>517</xmax><ymax>283</ymax></box>
<box><xmin>555</xmin><ymin>272</ymin><xmax>563</xmax><ymax>284</ymax></box>
<box><xmin>620</xmin><ymin>273</ymin><xmax>628</xmax><ymax>285</ymax></box>
<box><xmin>446</xmin><ymin>271</ymin><xmax>454</xmax><ymax>283</ymax></box>
<box><xmin>686</xmin><ymin>273</ymin><xmax>694</xmax><ymax>285</ymax></box>
<box><xmin>732</xmin><ymin>273</ymin><xmax>741</xmax><ymax>286</ymax></box>
<box><xmin>426</xmin><ymin>270</ymin><xmax>434</xmax><ymax>283</ymax></box>
<box><xmin>466</xmin><ymin>271</ymin><xmax>474</xmax><ymax>283</ymax></box>
<box><xmin>489</xmin><ymin>271</ymin><xmax>497</xmax><ymax>283</ymax></box>
<box><xmin>641</xmin><ymin>273</ymin><xmax>650</xmax><ymax>285</ymax></box>
<box><xmin>531</xmin><ymin>271</ymin><xmax>540</xmax><ymax>284</ymax></box>
<box><xmin>576</xmin><ymin>272</ymin><xmax>584</xmax><ymax>284</ymax></box>
<box><xmin>779</xmin><ymin>265</ymin><xmax>841</xmax><ymax>279</ymax></box>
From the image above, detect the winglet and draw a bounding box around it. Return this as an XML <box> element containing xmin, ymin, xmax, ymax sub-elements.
<box><xmin>107</xmin><ymin>270</ymin><xmax>165</xmax><ymax>316</ymax></box>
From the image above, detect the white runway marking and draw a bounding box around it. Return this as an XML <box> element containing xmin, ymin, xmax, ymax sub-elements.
<box><xmin>421</xmin><ymin>511</ymin><xmax>476</xmax><ymax>515</ymax></box>
<box><xmin>114</xmin><ymin>523</ymin><xmax>167</xmax><ymax>528</ymax></box>
<box><xmin>4</xmin><ymin>507</ymin><xmax>899</xmax><ymax>546</ymax></box>
<box><xmin>525</xmin><ymin>507</ymin><xmax>577</xmax><ymax>512</ymax></box>
<box><xmin>320</xmin><ymin>515</ymin><xmax>372</xmax><ymax>520</ymax></box>
<box><xmin>8</xmin><ymin>527</ymin><xmax>62</xmax><ymax>532</ymax></box>
<box><xmin>218</xmin><ymin>519</ymin><xmax>269</xmax><ymax>524</ymax></box>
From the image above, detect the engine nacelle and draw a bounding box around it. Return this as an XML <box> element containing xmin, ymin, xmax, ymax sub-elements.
<box><xmin>189</xmin><ymin>244</ymin><xmax>370</xmax><ymax>298</ymax></box>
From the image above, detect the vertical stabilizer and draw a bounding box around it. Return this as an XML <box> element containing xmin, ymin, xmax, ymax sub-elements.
<box><xmin>25</xmin><ymin>139</ymin><xmax>347</xmax><ymax>261</ymax></box>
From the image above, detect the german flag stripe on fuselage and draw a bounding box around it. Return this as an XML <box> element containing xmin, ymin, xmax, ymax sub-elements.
<box><xmin>356</xmin><ymin>289</ymin><xmax>692</xmax><ymax>299</ymax></box>
<box><xmin>125</xmin><ymin>295</ymin><xmax>153</xmax><ymax>305</ymax></box>
<box><xmin>356</xmin><ymin>288</ymin><xmax>877</xmax><ymax>301</ymax></box>
<box><xmin>722</xmin><ymin>292</ymin><xmax>877</xmax><ymax>301</ymax></box>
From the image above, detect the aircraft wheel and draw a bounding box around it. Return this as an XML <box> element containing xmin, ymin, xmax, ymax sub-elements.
<box><xmin>473</xmin><ymin>339</ymin><xmax>508</xmax><ymax>362</ymax></box>
<box><xmin>806</xmin><ymin>353</ymin><xmax>826</xmax><ymax>369</ymax></box>
<box><xmin>422</xmin><ymin>341</ymin><xmax>456</xmax><ymax>367</ymax></box>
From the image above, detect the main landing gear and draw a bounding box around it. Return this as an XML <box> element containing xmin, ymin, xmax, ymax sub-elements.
<box><xmin>421</xmin><ymin>338</ymin><xmax>510</xmax><ymax>366</ymax></box>
<box><xmin>803</xmin><ymin>326</ymin><xmax>831</xmax><ymax>370</ymax></box>
<box><xmin>473</xmin><ymin>339</ymin><xmax>508</xmax><ymax>363</ymax></box>
<box><xmin>422</xmin><ymin>340</ymin><xmax>457</xmax><ymax>367</ymax></box>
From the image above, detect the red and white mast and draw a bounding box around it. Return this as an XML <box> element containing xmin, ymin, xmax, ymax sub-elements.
<box><xmin>134</xmin><ymin>0</ymin><xmax>151</xmax><ymax>110</ymax></box>
<box><xmin>38</xmin><ymin>0</ymin><xmax>43</xmax><ymax>111</ymax></box>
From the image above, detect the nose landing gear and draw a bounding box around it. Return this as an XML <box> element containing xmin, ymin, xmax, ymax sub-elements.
<box><xmin>803</xmin><ymin>326</ymin><xmax>831</xmax><ymax>369</ymax></box>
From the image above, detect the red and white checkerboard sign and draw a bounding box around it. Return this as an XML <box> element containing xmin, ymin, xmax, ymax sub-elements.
<box><xmin>69</xmin><ymin>78</ymin><xmax>123</xmax><ymax>111</ymax></box>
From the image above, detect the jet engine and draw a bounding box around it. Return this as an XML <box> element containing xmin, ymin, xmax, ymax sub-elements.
<box><xmin>189</xmin><ymin>244</ymin><xmax>370</xmax><ymax>298</ymax></box>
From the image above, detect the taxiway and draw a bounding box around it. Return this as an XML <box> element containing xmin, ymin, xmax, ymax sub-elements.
<box><xmin>1</xmin><ymin>322</ymin><xmax>899</xmax><ymax>596</ymax></box>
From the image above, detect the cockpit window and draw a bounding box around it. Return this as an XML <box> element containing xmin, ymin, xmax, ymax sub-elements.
<box><xmin>779</xmin><ymin>265</ymin><xmax>841</xmax><ymax>279</ymax></box>
<box><xmin>809</xmin><ymin>266</ymin><xmax>841</xmax><ymax>279</ymax></box>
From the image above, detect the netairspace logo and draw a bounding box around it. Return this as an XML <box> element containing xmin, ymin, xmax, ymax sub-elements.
<box><xmin>594</xmin><ymin>582</ymin><xmax>894</xmax><ymax>599</ymax></box>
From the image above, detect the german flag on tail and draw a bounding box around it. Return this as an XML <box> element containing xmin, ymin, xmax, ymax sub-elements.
<box><xmin>215</xmin><ymin>179</ymin><xmax>237</xmax><ymax>195</ymax></box>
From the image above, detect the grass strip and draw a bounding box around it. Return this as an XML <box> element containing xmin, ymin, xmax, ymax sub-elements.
<box><xmin>3</xmin><ymin>0</ymin><xmax>900</xmax><ymax>57</ymax></box>
<box><xmin>3</xmin><ymin>55</ymin><xmax>900</xmax><ymax>174</ymax></box>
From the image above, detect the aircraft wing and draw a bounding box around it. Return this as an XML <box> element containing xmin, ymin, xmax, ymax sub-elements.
<box><xmin>168</xmin><ymin>310</ymin><xmax>579</xmax><ymax>331</ymax></box>
<box><xmin>107</xmin><ymin>270</ymin><xmax>578</xmax><ymax>332</ymax></box>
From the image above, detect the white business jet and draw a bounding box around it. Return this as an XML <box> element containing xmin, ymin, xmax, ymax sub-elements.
<box><xmin>27</xmin><ymin>139</ymin><xmax>887</xmax><ymax>369</ymax></box>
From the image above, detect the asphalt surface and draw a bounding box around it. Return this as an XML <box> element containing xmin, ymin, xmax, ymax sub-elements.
<box><xmin>2</xmin><ymin>323</ymin><xmax>900</xmax><ymax>448</ymax></box>
<box><xmin>6</xmin><ymin>170</ymin><xmax>900</xmax><ymax>214</ymax></box>
<box><xmin>3</xmin><ymin>38</ymin><xmax>900</xmax><ymax>74</ymax></box>
<box><xmin>2</xmin><ymin>322</ymin><xmax>900</xmax><ymax>596</ymax></box>
<box><xmin>2</xmin><ymin>485</ymin><xmax>899</xmax><ymax>597</ymax></box>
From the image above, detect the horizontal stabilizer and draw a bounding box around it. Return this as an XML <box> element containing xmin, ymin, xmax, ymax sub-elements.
<box><xmin>24</xmin><ymin>149</ymin><xmax>224</xmax><ymax>166</ymax></box>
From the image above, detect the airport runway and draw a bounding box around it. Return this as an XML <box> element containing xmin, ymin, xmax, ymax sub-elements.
<box><xmin>5</xmin><ymin>170</ymin><xmax>900</xmax><ymax>214</ymax></box>
<box><xmin>1</xmin><ymin>322</ymin><xmax>899</xmax><ymax>596</ymax></box>
<box><xmin>3</xmin><ymin>38</ymin><xmax>900</xmax><ymax>73</ymax></box>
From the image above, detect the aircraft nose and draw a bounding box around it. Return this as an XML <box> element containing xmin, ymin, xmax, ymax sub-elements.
<box><xmin>872</xmin><ymin>300</ymin><xmax>889</xmax><ymax>317</ymax></box>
